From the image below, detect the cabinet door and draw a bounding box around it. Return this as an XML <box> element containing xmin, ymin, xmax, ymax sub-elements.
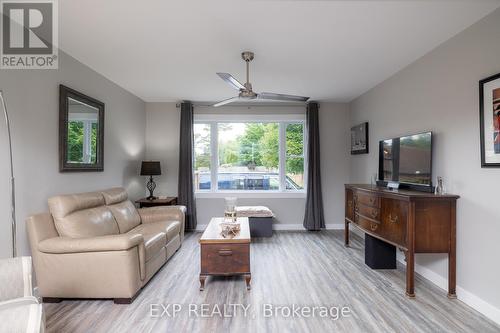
<box><xmin>345</xmin><ymin>189</ymin><xmax>354</xmax><ymax>221</ymax></box>
<box><xmin>380</xmin><ymin>198</ymin><xmax>408</xmax><ymax>247</ymax></box>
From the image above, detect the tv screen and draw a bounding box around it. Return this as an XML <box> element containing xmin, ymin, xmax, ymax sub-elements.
<box><xmin>380</xmin><ymin>132</ymin><xmax>432</xmax><ymax>186</ymax></box>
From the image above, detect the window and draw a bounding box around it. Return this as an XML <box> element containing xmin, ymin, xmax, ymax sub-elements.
<box><xmin>193</xmin><ymin>115</ymin><xmax>306</xmax><ymax>194</ymax></box>
<box><xmin>67</xmin><ymin>120</ymin><xmax>98</xmax><ymax>163</ymax></box>
<box><xmin>286</xmin><ymin>123</ymin><xmax>305</xmax><ymax>190</ymax></box>
<box><xmin>193</xmin><ymin>123</ymin><xmax>212</xmax><ymax>190</ymax></box>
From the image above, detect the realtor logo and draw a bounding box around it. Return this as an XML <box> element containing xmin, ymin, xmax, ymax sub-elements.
<box><xmin>1</xmin><ymin>0</ymin><xmax>58</xmax><ymax>69</ymax></box>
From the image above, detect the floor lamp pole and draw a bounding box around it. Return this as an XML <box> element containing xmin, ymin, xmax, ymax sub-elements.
<box><xmin>0</xmin><ymin>91</ymin><xmax>16</xmax><ymax>258</ymax></box>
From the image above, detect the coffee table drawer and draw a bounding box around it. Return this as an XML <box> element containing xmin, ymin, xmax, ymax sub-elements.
<box><xmin>201</xmin><ymin>243</ymin><xmax>250</xmax><ymax>275</ymax></box>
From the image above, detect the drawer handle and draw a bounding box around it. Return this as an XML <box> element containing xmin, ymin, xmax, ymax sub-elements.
<box><xmin>355</xmin><ymin>206</ymin><xmax>359</xmax><ymax>213</ymax></box>
<box><xmin>369</xmin><ymin>197</ymin><xmax>376</xmax><ymax>204</ymax></box>
<box><xmin>388</xmin><ymin>213</ymin><xmax>398</xmax><ymax>224</ymax></box>
<box><xmin>218</xmin><ymin>249</ymin><xmax>233</xmax><ymax>256</ymax></box>
<box><xmin>370</xmin><ymin>222</ymin><xmax>378</xmax><ymax>231</ymax></box>
<box><xmin>370</xmin><ymin>210</ymin><xmax>378</xmax><ymax>218</ymax></box>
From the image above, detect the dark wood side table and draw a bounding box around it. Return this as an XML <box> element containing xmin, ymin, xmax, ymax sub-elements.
<box><xmin>135</xmin><ymin>197</ymin><xmax>177</xmax><ymax>208</ymax></box>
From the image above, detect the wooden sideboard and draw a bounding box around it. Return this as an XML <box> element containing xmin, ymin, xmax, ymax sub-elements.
<box><xmin>344</xmin><ymin>184</ymin><xmax>459</xmax><ymax>298</ymax></box>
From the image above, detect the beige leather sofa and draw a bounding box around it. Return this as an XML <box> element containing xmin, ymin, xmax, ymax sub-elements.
<box><xmin>27</xmin><ymin>188</ymin><xmax>185</xmax><ymax>304</ymax></box>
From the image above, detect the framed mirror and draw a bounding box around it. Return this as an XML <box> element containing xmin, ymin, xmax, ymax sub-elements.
<box><xmin>59</xmin><ymin>85</ymin><xmax>104</xmax><ymax>172</ymax></box>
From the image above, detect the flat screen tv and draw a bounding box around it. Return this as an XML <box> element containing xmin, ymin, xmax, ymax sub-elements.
<box><xmin>378</xmin><ymin>132</ymin><xmax>433</xmax><ymax>191</ymax></box>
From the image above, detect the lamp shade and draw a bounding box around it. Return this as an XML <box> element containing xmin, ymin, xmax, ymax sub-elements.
<box><xmin>140</xmin><ymin>161</ymin><xmax>161</xmax><ymax>176</ymax></box>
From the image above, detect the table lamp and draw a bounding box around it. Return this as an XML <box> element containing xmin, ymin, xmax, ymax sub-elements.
<box><xmin>140</xmin><ymin>161</ymin><xmax>161</xmax><ymax>200</ymax></box>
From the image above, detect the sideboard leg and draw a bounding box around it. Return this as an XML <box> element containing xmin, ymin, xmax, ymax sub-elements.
<box><xmin>405</xmin><ymin>250</ymin><xmax>415</xmax><ymax>298</ymax></box>
<box><xmin>406</xmin><ymin>202</ymin><xmax>416</xmax><ymax>298</ymax></box>
<box><xmin>448</xmin><ymin>203</ymin><xmax>457</xmax><ymax>299</ymax></box>
<box><xmin>344</xmin><ymin>220</ymin><xmax>350</xmax><ymax>247</ymax></box>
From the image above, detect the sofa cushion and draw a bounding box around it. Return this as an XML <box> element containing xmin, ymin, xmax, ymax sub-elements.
<box><xmin>49</xmin><ymin>191</ymin><xmax>104</xmax><ymax>218</ymax></box>
<box><xmin>129</xmin><ymin>221</ymin><xmax>181</xmax><ymax>242</ymax></box>
<box><xmin>101</xmin><ymin>187</ymin><xmax>128</xmax><ymax>205</ymax></box>
<box><xmin>236</xmin><ymin>206</ymin><xmax>274</xmax><ymax>218</ymax></box>
<box><xmin>48</xmin><ymin>192</ymin><xmax>119</xmax><ymax>238</ymax></box>
<box><xmin>143</xmin><ymin>233</ymin><xmax>167</xmax><ymax>262</ymax></box>
<box><xmin>107</xmin><ymin>200</ymin><xmax>141</xmax><ymax>234</ymax></box>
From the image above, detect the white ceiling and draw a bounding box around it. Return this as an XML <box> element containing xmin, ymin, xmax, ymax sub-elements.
<box><xmin>59</xmin><ymin>0</ymin><xmax>500</xmax><ymax>103</ymax></box>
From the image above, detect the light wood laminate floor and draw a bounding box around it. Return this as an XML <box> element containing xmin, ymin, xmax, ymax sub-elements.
<box><xmin>44</xmin><ymin>231</ymin><xmax>499</xmax><ymax>333</ymax></box>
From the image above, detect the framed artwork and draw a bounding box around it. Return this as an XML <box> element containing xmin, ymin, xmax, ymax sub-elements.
<box><xmin>479</xmin><ymin>73</ymin><xmax>500</xmax><ymax>167</ymax></box>
<box><xmin>351</xmin><ymin>122</ymin><xmax>369</xmax><ymax>155</ymax></box>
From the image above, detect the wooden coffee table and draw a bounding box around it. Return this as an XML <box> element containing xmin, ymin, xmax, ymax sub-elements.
<box><xmin>199</xmin><ymin>217</ymin><xmax>251</xmax><ymax>290</ymax></box>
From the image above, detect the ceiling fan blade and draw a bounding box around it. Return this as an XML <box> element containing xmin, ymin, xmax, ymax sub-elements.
<box><xmin>216</xmin><ymin>73</ymin><xmax>245</xmax><ymax>91</ymax></box>
<box><xmin>213</xmin><ymin>96</ymin><xmax>240</xmax><ymax>107</ymax></box>
<box><xmin>258</xmin><ymin>92</ymin><xmax>309</xmax><ymax>102</ymax></box>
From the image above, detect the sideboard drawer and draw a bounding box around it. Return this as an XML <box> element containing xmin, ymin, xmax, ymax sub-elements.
<box><xmin>356</xmin><ymin>204</ymin><xmax>380</xmax><ymax>221</ymax></box>
<box><xmin>355</xmin><ymin>191</ymin><xmax>380</xmax><ymax>208</ymax></box>
<box><xmin>355</xmin><ymin>213</ymin><xmax>381</xmax><ymax>234</ymax></box>
<box><xmin>379</xmin><ymin>198</ymin><xmax>408</xmax><ymax>247</ymax></box>
<box><xmin>201</xmin><ymin>243</ymin><xmax>250</xmax><ymax>275</ymax></box>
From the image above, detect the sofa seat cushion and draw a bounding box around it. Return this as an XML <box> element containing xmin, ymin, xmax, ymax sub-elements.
<box><xmin>108</xmin><ymin>200</ymin><xmax>141</xmax><ymax>234</ymax></box>
<box><xmin>129</xmin><ymin>221</ymin><xmax>181</xmax><ymax>242</ymax></box>
<box><xmin>143</xmin><ymin>233</ymin><xmax>167</xmax><ymax>262</ymax></box>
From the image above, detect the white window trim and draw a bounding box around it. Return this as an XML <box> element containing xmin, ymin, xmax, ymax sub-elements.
<box><xmin>194</xmin><ymin>114</ymin><xmax>307</xmax><ymax>198</ymax></box>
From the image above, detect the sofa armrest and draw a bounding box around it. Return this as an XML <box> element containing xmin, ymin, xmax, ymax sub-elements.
<box><xmin>0</xmin><ymin>257</ymin><xmax>33</xmax><ymax>301</ymax></box>
<box><xmin>138</xmin><ymin>206</ymin><xmax>186</xmax><ymax>241</ymax></box>
<box><xmin>138</xmin><ymin>205</ymin><xmax>186</xmax><ymax>224</ymax></box>
<box><xmin>38</xmin><ymin>234</ymin><xmax>144</xmax><ymax>254</ymax></box>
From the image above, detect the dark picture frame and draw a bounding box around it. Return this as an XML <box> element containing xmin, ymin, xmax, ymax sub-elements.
<box><xmin>59</xmin><ymin>84</ymin><xmax>105</xmax><ymax>172</ymax></box>
<box><xmin>479</xmin><ymin>73</ymin><xmax>500</xmax><ymax>168</ymax></box>
<box><xmin>351</xmin><ymin>122</ymin><xmax>369</xmax><ymax>155</ymax></box>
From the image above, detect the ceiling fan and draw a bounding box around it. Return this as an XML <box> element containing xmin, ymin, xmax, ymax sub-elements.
<box><xmin>213</xmin><ymin>51</ymin><xmax>310</xmax><ymax>107</ymax></box>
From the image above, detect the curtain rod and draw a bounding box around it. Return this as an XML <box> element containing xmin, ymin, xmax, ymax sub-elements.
<box><xmin>176</xmin><ymin>102</ymin><xmax>309</xmax><ymax>108</ymax></box>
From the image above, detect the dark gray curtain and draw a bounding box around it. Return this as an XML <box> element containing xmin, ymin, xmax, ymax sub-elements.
<box><xmin>178</xmin><ymin>101</ymin><xmax>197</xmax><ymax>230</ymax></box>
<box><xmin>303</xmin><ymin>102</ymin><xmax>325</xmax><ymax>230</ymax></box>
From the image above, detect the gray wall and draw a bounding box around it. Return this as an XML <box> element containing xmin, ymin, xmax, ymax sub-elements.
<box><xmin>0</xmin><ymin>51</ymin><xmax>146</xmax><ymax>258</ymax></box>
<box><xmin>350</xmin><ymin>8</ymin><xmax>500</xmax><ymax>314</ymax></box>
<box><xmin>144</xmin><ymin>102</ymin><xmax>350</xmax><ymax>228</ymax></box>
<box><xmin>145</xmin><ymin>102</ymin><xmax>180</xmax><ymax>197</ymax></box>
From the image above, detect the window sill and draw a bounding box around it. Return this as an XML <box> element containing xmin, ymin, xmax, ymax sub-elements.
<box><xmin>195</xmin><ymin>191</ymin><xmax>307</xmax><ymax>199</ymax></box>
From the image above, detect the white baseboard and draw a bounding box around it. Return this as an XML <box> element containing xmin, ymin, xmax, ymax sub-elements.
<box><xmin>351</xmin><ymin>227</ymin><xmax>500</xmax><ymax>325</ymax></box>
<box><xmin>195</xmin><ymin>223</ymin><xmax>343</xmax><ymax>232</ymax></box>
<box><xmin>397</xmin><ymin>257</ymin><xmax>500</xmax><ymax>326</ymax></box>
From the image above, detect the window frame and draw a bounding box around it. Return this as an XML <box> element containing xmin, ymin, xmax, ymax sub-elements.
<box><xmin>193</xmin><ymin>113</ymin><xmax>307</xmax><ymax>198</ymax></box>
